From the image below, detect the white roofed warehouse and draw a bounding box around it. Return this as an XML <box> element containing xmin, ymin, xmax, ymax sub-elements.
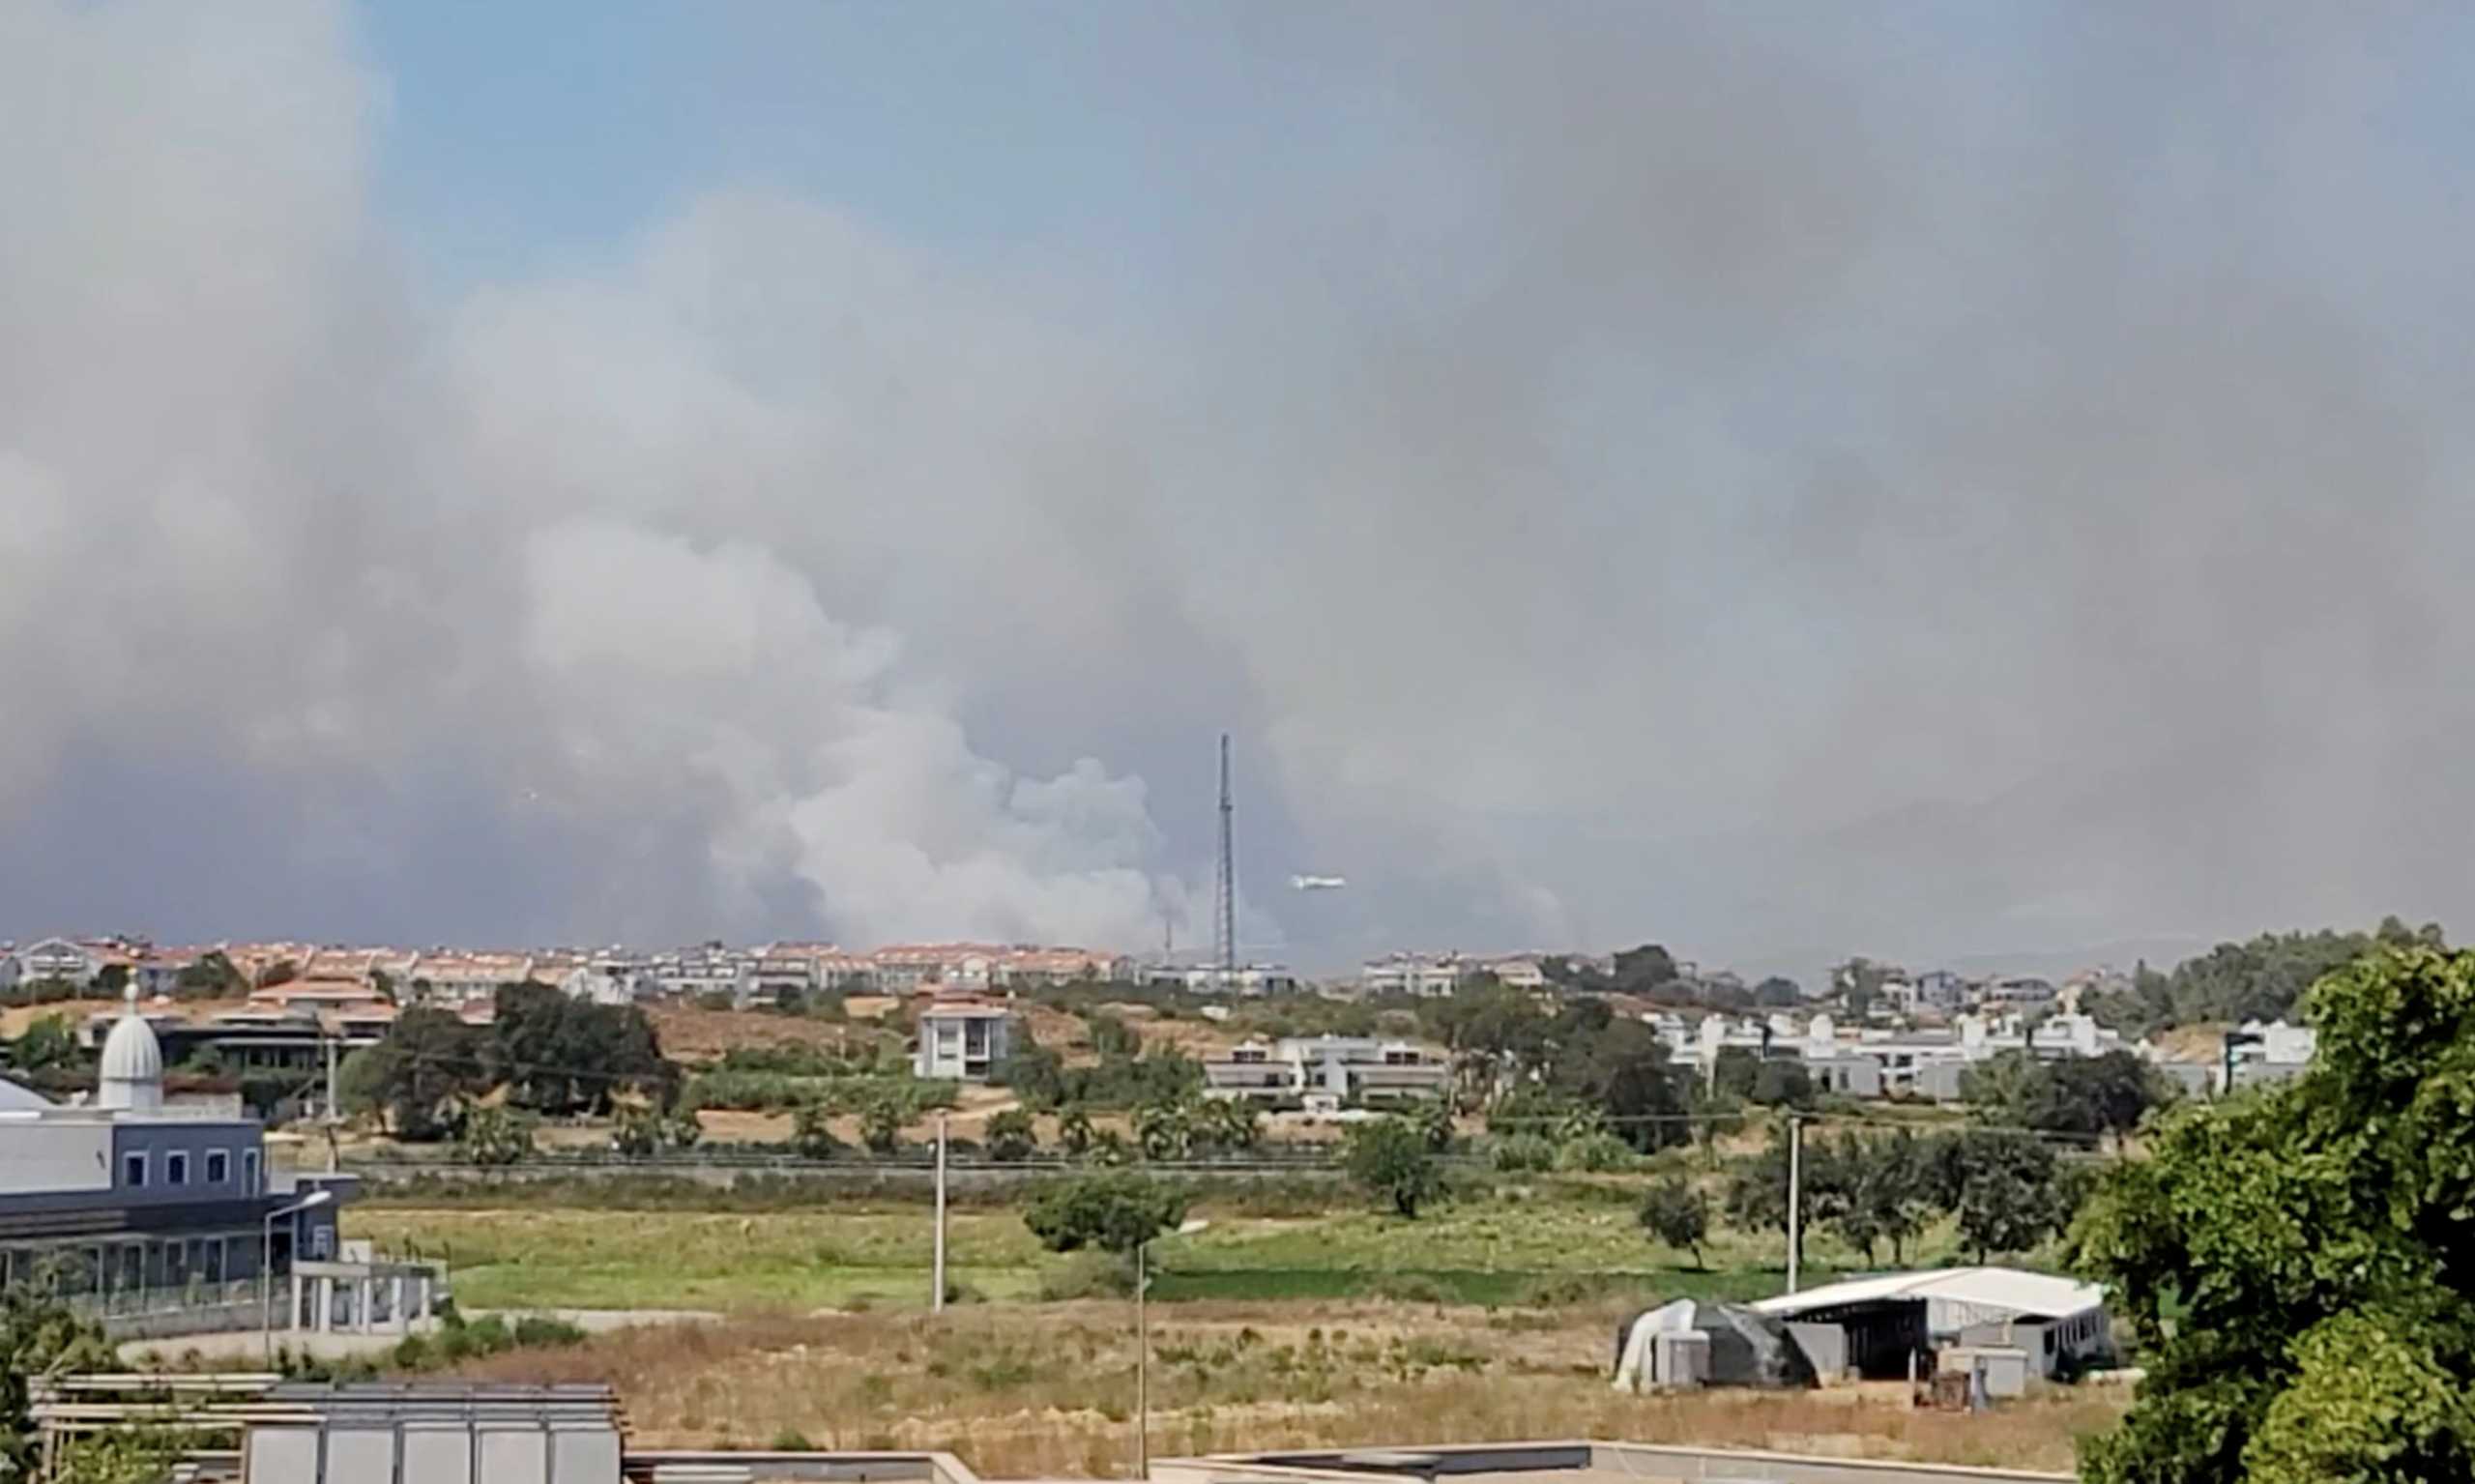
<box><xmin>1752</xmin><ymin>1266</ymin><xmax>2113</xmax><ymax>1383</ymax></box>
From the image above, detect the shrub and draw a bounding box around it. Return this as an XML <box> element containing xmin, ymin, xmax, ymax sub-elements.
<box><xmin>1554</xmin><ymin>1130</ymin><xmax>1636</xmax><ymax>1172</ymax></box>
<box><xmin>510</xmin><ymin>1314</ymin><xmax>585</xmax><ymax>1348</ymax></box>
<box><xmin>1024</xmin><ymin>1172</ymin><xmax>1189</xmax><ymax>1254</ymax></box>
<box><xmin>984</xmin><ymin>1107</ymin><xmax>1037</xmax><ymax>1162</ymax></box>
<box><xmin>1344</xmin><ymin>1118</ymin><xmax>1442</xmax><ymax>1217</ymax></box>
<box><xmin>1490</xmin><ymin>1133</ymin><xmax>1558</xmax><ymax>1172</ymax></box>
<box><xmin>790</xmin><ymin>1104</ymin><xmax>843</xmax><ymax>1161</ymax></box>
<box><xmin>1638</xmin><ymin>1176</ymin><xmax>1711</xmax><ymax>1267</ymax></box>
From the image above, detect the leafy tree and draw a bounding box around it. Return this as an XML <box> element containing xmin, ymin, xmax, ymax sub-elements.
<box><xmin>1024</xmin><ymin>1173</ymin><xmax>1188</xmax><ymax>1255</ymax></box>
<box><xmin>1638</xmin><ymin>1178</ymin><xmax>1710</xmax><ymax>1267</ymax></box>
<box><xmin>365</xmin><ymin>1007</ymin><xmax>483</xmax><ymax>1140</ymax></box>
<box><xmin>174</xmin><ymin>949</ymin><xmax>244</xmax><ymax>998</ymax></box>
<box><xmin>856</xmin><ymin>1089</ymin><xmax>904</xmax><ymax>1154</ymax></box>
<box><xmin>1752</xmin><ymin>975</ymin><xmax>1802</xmax><ymax>1007</ymax></box>
<box><xmin>1134</xmin><ymin>1100</ymin><xmax>1194</xmax><ymax>1160</ymax></box>
<box><xmin>1344</xmin><ymin>1117</ymin><xmax>1443</xmax><ymax>1217</ymax></box>
<box><xmin>1057</xmin><ymin>1104</ymin><xmax>1095</xmax><ymax>1157</ymax></box>
<box><xmin>1550</xmin><ymin>1018</ymin><xmax>1689</xmax><ymax>1152</ymax></box>
<box><xmin>2089</xmin><ymin>919</ymin><xmax>2445</xmax><ymax>1035</ymax></box>
<box><xmin>1965</xmin><ymin>1048</ymin><xmax>2168</xmax><ymax>1147</ymax></box>
<box><xmin>1930</xmin><ymin>1128</ymin><xmax>2066</xmax><ymax>1262</ymax></box>
<box><xmin>335</xmin><ymin>1045</ymin><xmax>387</xmax><ymax>1120</ymax></box>
<box><xmin>1750</xmin><ymin>1059</ymin><xmax>1816</xmax><ymax>1109</ymax></box>
<box><xmin>984</xmin><ymin>1107</ymin><xmax>1037</xmax><ymax>1162</ymax></box>
<box><xmin>2078</xmin><ymin>946</ymin><xmax>2475</xmax><ymax>1482</ymax></box>
<box><xmin>1083</xmin><ymin>1012</ymin><xmax>1141</xmax><ymax>1061</ymax></box>
<box><xmin>1827</xmin><ymin>1130</ymin><xmax>1936</xmax><ymax>1266</ymax></box>
<box><xmin>10</xmin><ymin>1013</ymin><xmax>82</xmax><ymax>1074</ymax></box>
<box><xmin>53</xmin><ymin>1423</ymin><xmax>193</xmax><ymax>1484</ymax></box>
<box><xmin>1</xmin><ymin>1263</ymin><xmax>115</xmax><ymax>1476</ymax></box>
<box><xmin>790</xmin><ymin>1103</ymin><xmax>843</xmax><ymax>1160</ymax></box>
<box><xmin>610</xmin><ymin>1100</ymin><xmax>699</xmax><ymax>1157</ymax></box>
<box><xmin>488</xmin><ymin>982</ymin><xmax>675</xmax><ymax>1116</ymax></box>
<box><xmin>1611</xmin><ymin>944</ymin><xmax>1680</xmax><ymax>991</ymax></box>
<box><xmin>992</xmin><ymin>1039</ymin><xmax>1066</xmax><ymax>1108</ymax></box>
<box><xmin>1200</xmin><ymin>1097</ymin><xmax>1262</xmax><ymax>1154</ymax></box>
<box><xmin>456</xmin><ymin>1105</ymin><xmax>533</xmax><ymax>1167</ymax></box>
<box><xmin>1724</xmin><ymin>1124</ymin><xmax>1795</xmax><ymax>1246</ymax></box>
<box><xmin>1411</xmin><ymin>1098</ymin><xmax>1454</xmax><ymax>1153</ymax></box>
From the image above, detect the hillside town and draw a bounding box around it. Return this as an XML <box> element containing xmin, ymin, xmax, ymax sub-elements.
<box><xmin>1</xmin><ymin>933</ymin><xmax>2319</xmax><ymax>1111</ymax></box>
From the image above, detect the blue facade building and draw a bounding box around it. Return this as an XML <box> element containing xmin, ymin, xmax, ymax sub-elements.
<box><xmin>0</xmin><ymin>988</ymin><xmax>352</xmax><ymax>1330</ymax></box>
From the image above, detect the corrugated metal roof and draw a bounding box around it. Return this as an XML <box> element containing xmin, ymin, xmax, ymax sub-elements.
<box><xmin>1751</xmin><ymin>1266</ymin><xmax>2102</xmax><ymax>1321</ymax></box>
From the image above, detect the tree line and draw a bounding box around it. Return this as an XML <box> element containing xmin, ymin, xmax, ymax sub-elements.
<box><xmin>345</xmin><ymin>982</ymin><xmax>676</xmax><ymax>1141</ymax></box>
<box><xmin>2089</xmin><ymin>914</ymin><xmax>2446</xmax><ymax>1036</ymax></box>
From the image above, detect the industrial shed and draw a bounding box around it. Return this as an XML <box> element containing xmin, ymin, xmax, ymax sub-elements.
<box><xmin>1752</xmin><ymin>1266</ymin><xmax>2112</xmax><ymax>1382</ymax></box>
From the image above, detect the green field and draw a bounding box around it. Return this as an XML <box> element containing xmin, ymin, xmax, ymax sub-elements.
<box><xmin>349</xmin><ymin>1182</ymin><xmax>1954</xmax><ymax>1314</ymax></box>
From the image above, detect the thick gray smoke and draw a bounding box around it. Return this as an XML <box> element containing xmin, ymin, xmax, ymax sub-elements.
<box><xmin>4</xmin><ymin>1</ymin><xmax>2471</xmax><ymax>969</ymax></box>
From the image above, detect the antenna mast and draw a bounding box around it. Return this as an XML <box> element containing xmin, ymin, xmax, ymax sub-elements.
<box><xmin>1214</xmin><ymin>733</ymin><xmax>1237</xmax><ymax>988</ymax></box>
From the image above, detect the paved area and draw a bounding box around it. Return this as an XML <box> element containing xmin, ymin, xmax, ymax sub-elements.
<box><xmin>117</xmin><ymin>1307</ymin><xmax>720</xmax><ymax>1365</ymax></box>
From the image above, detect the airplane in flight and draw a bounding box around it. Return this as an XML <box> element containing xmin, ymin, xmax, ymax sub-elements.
<box><xmin>1290</xmin><ymin>874</ymin><xmax>1348</xmax><ymax>891</ymax></box>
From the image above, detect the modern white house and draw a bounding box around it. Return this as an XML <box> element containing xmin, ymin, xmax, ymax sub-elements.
<box><xmin>1358</xmin><ymin>953</ymin><xmax>1470</xmax><ymax>998</ymax></box>
<box><xmin>913</xmin><ymin>1001</ymin><xmax>1019</xmax><ymax>1082</ymax></box>
<box><xmin>1202</xmin><ymin>1035</ymin><xmax>1448</xmax><ymax>1105</ymax></box>
<box><xmin>7</xmin><ymin>936</ymin><xmax>109</xmax><ymax>990</ymax></box>
<box><xmin>1148</xmin><ymin>963</ymin><xmax>1302</xmax><ymax>996</ymax></box>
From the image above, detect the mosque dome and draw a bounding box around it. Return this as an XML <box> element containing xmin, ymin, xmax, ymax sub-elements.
<box><xmin>98</xmin><ymin>985</ymin><xmax>163</xmax><ymax>1113</ymax></box>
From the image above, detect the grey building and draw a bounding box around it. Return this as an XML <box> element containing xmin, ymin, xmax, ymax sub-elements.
<box><xmin>0</xmin><ymin>989</ymin><xmax>351</xmax><ymax>1334</ymax></box>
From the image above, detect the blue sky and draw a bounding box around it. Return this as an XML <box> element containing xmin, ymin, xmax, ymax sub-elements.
<box><xmin>362</xmin><ymin>2</ymin><xmax>1300</xmax><ymax>296</ymax></box>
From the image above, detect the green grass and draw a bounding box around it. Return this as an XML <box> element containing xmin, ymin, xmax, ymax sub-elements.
<box><xmin>351</xmin><ymin>1208</ymin><xmax>1050</xmax><ymax>1312</ymax></box>
<box><xmin>350</xmin><ymin>1184</ymin><xmax>1974</xmax><ymax>1315</ymax></box>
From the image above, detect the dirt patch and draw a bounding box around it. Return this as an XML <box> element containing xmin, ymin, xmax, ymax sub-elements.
<box><xmin>649</xmin><ymin>1005</ymin><xmax>887</xmax><ymax>1062</ymax></box>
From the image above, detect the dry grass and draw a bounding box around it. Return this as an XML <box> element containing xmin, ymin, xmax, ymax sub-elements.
<box><xmin>647</xmin><ymin>1005</ymin><xmax>877</xmax><ymax>1061</ymax></box>
<box><xmin>443</xmin><ymin>1300</ymin><xmax>2120</xmax><ymax>1477</ymax></box>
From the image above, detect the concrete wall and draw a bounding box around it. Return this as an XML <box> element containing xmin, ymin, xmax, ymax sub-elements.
<box><xmin>0</xmin><ymin>1120</ymin><xmax>113</xmax><ymax>1194</ymax></box>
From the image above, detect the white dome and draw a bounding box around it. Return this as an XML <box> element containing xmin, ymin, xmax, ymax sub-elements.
<box><xmin>0</xmin><ymin>1077</ymin><xmax>54</xmax><ymax>1112</ymax></box>
<box><xmin>98</xmin><ymin>987</ymin><xmax>163</xmax><ymax>1112</ymax></box>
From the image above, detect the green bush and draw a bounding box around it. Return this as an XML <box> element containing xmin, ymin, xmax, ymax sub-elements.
<box><xmin>1024</xmin><ymin>1172</ymin><xmax>1189</xmax><ymax>1254</ymax></box>
<box><xmin>1554</xmin><ymin>1131</ymin><xmax>1637</xmax><ymax>1172</ymax></box>
<box><xmin>1490</xmin><ymin>1133</ymin><xmax>1558</xmax><ymax>1172</ymax></box>
<box><xmin>510</xmin><ymin>1314</ymin><xmax>585</xmax><ymax>1348</ymax></box>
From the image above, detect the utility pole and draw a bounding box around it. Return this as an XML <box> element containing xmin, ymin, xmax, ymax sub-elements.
<box><xmin>931</xmin><ymin>1114</ymin><xmax>949</xmax><ymax>1314</ymax></box>
<box><xmin>1785</xmin><ymin>1112</ymin><xmax>1804</xmax><ymax>1295</ymax></box>
<box><xmin>1134</xmin><ymin>1237</ymin><xmax>1150</xmax><ymax>1480</ymax></box>
<box><xmin>323</xmin><ymin>1030</ymin><xmax>341</xmax><ymax>1172</ymax></box>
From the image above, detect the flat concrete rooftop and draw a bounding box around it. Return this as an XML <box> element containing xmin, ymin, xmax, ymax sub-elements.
<box><xmin>1151</xmin><ymin>1440</ymin><xmax>2071</xmax><ymax>1484</ymax></box>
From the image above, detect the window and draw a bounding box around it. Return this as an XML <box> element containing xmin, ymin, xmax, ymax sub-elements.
<box><xmin>206</xmin><ymin>1149</ymin><xmax>230</xmax><ymax>1184</ymax></box>
<box><xmin>122</xmin><ymin>1152</ymin><xmax>148</xmax><ymax>1189</ymax></box>
<box><xmin>307</xmin><ymin>1224</ymin><xmax>334</xmax><ymax>1260</ymax></box>
<box><xmin>244</xmin><ymin>1149</ymin><xmax>260</xmax><ymax>1193</ymax></box>
<box><xmin>166</xmin><ymin>1151</ymin><xmax>189</xmax><ymax>1187</ymax></box>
